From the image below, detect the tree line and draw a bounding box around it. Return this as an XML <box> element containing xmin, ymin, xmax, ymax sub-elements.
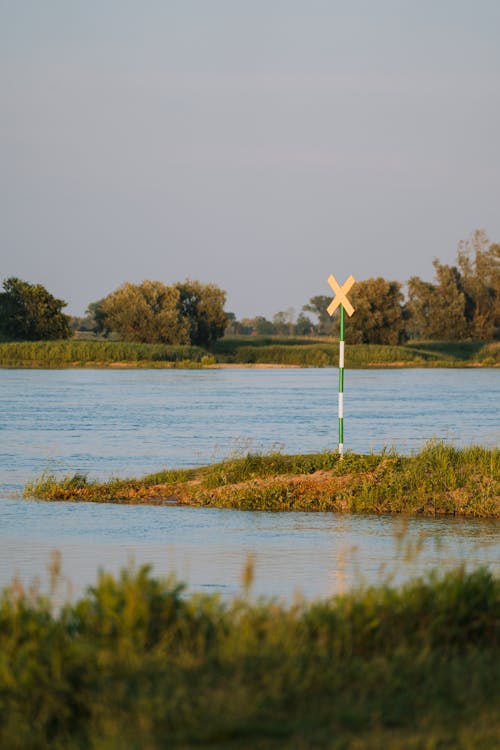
<box><xmin>0</xmin><ymin>279</ymin><xmax>227</xmax><ymax>348</ymax></box>
<box><xmin>1</xmin><ymin>230</ymin><xmax>498</xmax><ymax>345</ymax></box>
<box><xmin>230</xmin><ymin>230</ymin><xmax>500</xmax><ymax>344</ymax></box>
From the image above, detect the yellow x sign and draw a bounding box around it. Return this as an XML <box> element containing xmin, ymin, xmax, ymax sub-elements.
<box><xmin>327</xmin><ymin>274</ymin><xmax>356</xmax><ymax>317</ymax></box>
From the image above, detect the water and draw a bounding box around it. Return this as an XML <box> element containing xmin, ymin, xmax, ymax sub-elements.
<box><xmin>0</xmin><ymin>367</ymin><xmax>498</xmax><ymax>601</ymax></box>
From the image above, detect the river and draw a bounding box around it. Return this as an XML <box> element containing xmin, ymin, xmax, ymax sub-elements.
<box><xmin>0</xmin><ymin>367</ymin><xmax>498</xmax><ymax>601</ymax></box>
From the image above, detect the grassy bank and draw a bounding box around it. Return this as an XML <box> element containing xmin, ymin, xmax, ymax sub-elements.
<box><xmin>26</xmin><ymin>442</ymin><xmax>500</xmax><ymax>517</ymax></box>
<box><xmin>0</xmin><ymin>338</ymin><xmax>499</xmax><ymax>367</ymax></box>
<box><xmin>213</xmin><ymin>337</ymin><xmax>500</xmax><ymax>367</ymax></box>
<box><xmin>0</xmin><ymin>340</ymin><xmax>211</xmax><ymax>368</ymax></box>
<box><xmin>0</xmin><ymin>562</ymin><xmax>498</xmax><ymax>749</ymax></box>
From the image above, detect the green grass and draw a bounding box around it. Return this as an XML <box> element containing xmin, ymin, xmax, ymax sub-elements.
<box><xmin>0</xmin><ymin>340</ymin><xmax>209</xmax><ymax>367</ymax></box>
<box><xmin>0</xmin><ymin>561</ymin><xmax>498</xmax><ymax>749</ymax></box>
<box><xmin>217</xmin><ymin>338</ymin><xmax>500</xmax><ymax>367</ymax></box>
<box><xmin>25</xmin><ymin>442</ymin><xmax>500</xmax><ymax>517</ymax></box>
<box><xmin>1</xmin><ymin>338</ymin><xmax>498</xmax><ymax>368</ymax></box>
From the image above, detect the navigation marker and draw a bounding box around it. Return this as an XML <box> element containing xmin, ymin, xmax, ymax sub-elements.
<box><xmin>326</xmin><ymin>274</ymin><xmax>356</xmax><ymax>458</ymax></box>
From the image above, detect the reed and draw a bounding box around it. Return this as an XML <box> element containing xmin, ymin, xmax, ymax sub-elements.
<box><xmin>1</xmin><ymin>338</ymin><xmax>498</xmax><ymax>368</ymax></box>
<box><xmin>25</xmin><ymin>442</ymin><xmax>500</xmax><ymax>517</ymax></box>
<box><xmin>0</xmin><ymin>561</ymin><xmax>498</xmax><ymax>748</ymax></box>
<box><xmin>0</xmin><ymin>340</ymin><xmax>207</xmax><ymax>367</ymax></box>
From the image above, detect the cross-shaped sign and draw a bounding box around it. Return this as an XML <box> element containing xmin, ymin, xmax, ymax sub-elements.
<box><xmin>327</xmin><ymin>274</ymin><xmax>356</xmax><ymax>318</ymax></box>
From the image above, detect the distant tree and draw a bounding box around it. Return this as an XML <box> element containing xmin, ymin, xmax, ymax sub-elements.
<box><xmin>85</xmin><ymin>299</ymin><xmax>112</xmax><ymax>337</ymax></box>
<box><xmin>303</xmin><ymin>295</ymin><xmax>335</xmax><ymax>335</ymax></box>
<box><xmin>0</xmin><ymin>277</ymin><xmax>72</xmax><ymax>340</ymax></box>
<box><xmin>407</xmin><ymin>231</ymin><xmax>499</xmax><ymax>341</ymax></box>
<box><xmin>406</xmin><ymin>277</ymin><xmax>435</xmax><ymax>339</ymax></box>
<box><xmin>407</xmin><ymin>261</ymin><xmax>468</xmax><ymax>340</ymax></box>
<box><xmin>272</xmin><ymin>308</ymin><xmax>295</xmax><ymax>336</ymax></box>
<box><xmin>101</xmin><ymin>281</ymin><xmax>189</xmax><ymax>344</ymax></box>
<box><xmin>294</xmin><ymin>312</ymin><xmax>315</xmax><ymax>336</ymax></box>
<box><xmin>457</xmin><ymin>230</ymin><xmax>500</xmax><ymax>339</ymax></box>
<box><xmin>343</xmin><ymin>278</ymin><xmax>406</xmax><ymax>345</ymax></box>
<box><xmin>174</xmin><ymin>280</ymin><xmax>227</xmax><ymax>347</ymax></box>
<box><xmin>432</xmin><ymin>261</ymin><xmax>468</xmax><ymax>340</ymax></box>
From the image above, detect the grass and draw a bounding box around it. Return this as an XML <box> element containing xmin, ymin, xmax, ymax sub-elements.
<box><xmin>0</xmin><ymin>338</ymin><xmax>498</xmax><ymax>368</ymax></box>
<box><xmin>0</xmin><ymin>340</ymin><xmax>210</xmax><ymax>368</ymax></box>
<box><xmin>25</xmin><ymin>442</ymin><xmax>500</xmax><ymax>517</ymax></box>
<box><xmin>213</xmin><ymin>337</ymin><xmax>500</xmax><ymax>367</ymax></box>
<box><xmin>0</xmin><ymin>559</ymin><xmax>498</xmax><ymax>749</ymax></box>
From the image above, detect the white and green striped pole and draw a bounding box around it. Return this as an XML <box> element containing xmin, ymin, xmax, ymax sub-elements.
<box><xmin>338</xmin><ymin>303</ymin><xmax>345</xmax><ymax>457</ymax></box>
<box><xmin>326</xmin><ymin>274</ymin><xmax>356</xmax><ymax>459</ymax></box>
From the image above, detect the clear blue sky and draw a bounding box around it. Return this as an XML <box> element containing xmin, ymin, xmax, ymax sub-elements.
<box><xmin>1</xmin><ymin>1</ymin><xmax>499</xmax><ymax>318</ymax></box>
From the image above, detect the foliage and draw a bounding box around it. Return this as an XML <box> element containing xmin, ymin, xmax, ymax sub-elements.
<box><xmin>0</xmin><ymin>564</ymin><xmax>498</xmax><ymax>748</ymax></box>
<box><xmin>94</xmin><ymin>278</ymin><xmax>228</xmax><ymax>346</ymax></box>
<box><xmin>0</xmin><ymin>277</ymin><xmax>71</xmax><ymax>341</ymax></box>
<box><xmin>230</xmin><ymin>229</ymin><xmax>500</xmax><ymax>343</ymax></box>
<box><xmin>85</xmin><ymin>298</ymin><xmax>111</xmax><ymax>337</ymax></box>
<box><xmin>345</xmin><ymin>278</ymin><xmax>407</xmax><ymax>344</ymax></box>
<box><xmin>100</xmin><ymin>280</ymin><xmax>190</xmax><ymax>344</ymax></box>
<box><xmin>0</xmin><ymin>340</ymin><xmax>207</xmax><ymax>367</ymax></box>
<box><xmin>407</xmin><ymin>232</ymin><xmax>500</xmax><ymax>340</ymax></box>
<box><xmin>1</xmin><ymin>337</ymin><xmax>498</xmax><ymax>368</ymax></box>
<box><xmin>26</xmin><ymin>443</ymin><xmax>500</xmax><ymax>518</ymax></box>
<box><xmin>303</xmin><ymin>294</ymin><xmax>336</xmax><ymax>334</ymax></box>
<box><xmin>174</xmin><ymin>278</ymin><xmax>227</xmax><ymax>347</ymax></box>
<box><xmin>457</xmin><ymin>230</ymin><xmax>500</xmax><ymax>339</ymax></box>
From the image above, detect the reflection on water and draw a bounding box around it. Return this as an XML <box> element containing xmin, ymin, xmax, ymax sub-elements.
<box><xmin>0</xmin><ymin>368</ymin><xmax>498</xmax><ymax>601</ymax></box>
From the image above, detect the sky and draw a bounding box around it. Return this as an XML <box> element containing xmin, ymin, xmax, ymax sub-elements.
<box><xmin>1</xmin><ymin>1</ymin><xmax>499</xmax><ymax>319</ymax></box>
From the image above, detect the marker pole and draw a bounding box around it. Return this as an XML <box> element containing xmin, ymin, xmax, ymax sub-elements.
<box><xmin>338</xmin><ymin>304</ymin><xmax>344</xmax><ymax>458</ymax></box>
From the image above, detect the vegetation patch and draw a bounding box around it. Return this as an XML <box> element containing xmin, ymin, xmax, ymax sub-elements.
<box><xmin>0</xmin><ymin>340</ymin><xmax>208</xmax><ymax>368</ymax></box>
<box><xmin>0</xmin><ymin>561</ymin><xmax>498</xmax><ymax>749</ymax></box>
<box><xmin>25</xmin><ymin>442</ymin><xmax>500</xmax><ymax>517</ymax></box>
<box><xmin>2</xmin><ymin>338</ymin><xmax>498</xmax><ymax>368</ymax></box>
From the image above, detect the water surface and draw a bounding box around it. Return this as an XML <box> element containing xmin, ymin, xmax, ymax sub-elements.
<box><xmin>0</xmin><ymin>368</ymin><xmax>498</xmax><ymax>601</ymax></box>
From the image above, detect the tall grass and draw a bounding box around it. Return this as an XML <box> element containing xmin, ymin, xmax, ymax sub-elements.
<box><xmin>215</xmin><ymin>338</ymin><xmax>500</xmax><ymax>367</ymax></box>
<box><xmin>0</xmin><ymin>340</ymin><xmax>207</xmax><ymax>367</ymax></box>
<box><xmin>1</xmin><ymin>338</ymin><xmax>498</xmax><ymax>368</ymax></box>
<box><xmin>25</xmin><ymin>443</ymin><xmax>500</xmax><ymax>517</ymax></box>
<box><xmin>0</xmin><ymin>561</ymin><xmax>498</xmax><ymax>748</ymax></box>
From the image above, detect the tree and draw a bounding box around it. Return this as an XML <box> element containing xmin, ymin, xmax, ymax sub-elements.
<box><xmin>0</xmin><ymin>277</ymin><xmax>71</xmax><ymax>340</ymax></box>
<box><xmin>343</xmin><ymin>278</ymin><xmax>406</xmax><ymax>345</ymax></box>
<box><xmin>457</xmin><ymin>230</ymin><xmax>500</xmax><ymax>339</ymax></box>
<box><xmin>407</xmin><ymin>231</ymin><xmax>499</xmax><ymax>342</ymax></box>
<box><xmin>294</xmin><ymin>313</ymin><xmax>315</xmax><ymax>336</ymax></box>
<box><xmin>432</xmin><ymin>261</ymin><xmax>468</xmax><ymax>340</ymax></box>
<box><xmin>98</xmin><ymin>279</ymin><xmax>228</xmax><ymax>346</ymax></box>
<box><xmin>272</xmin><ymin>308</ymin><xmax>295</xmax><ymax>336</ymax></box>
<box><xmin>406</xmin><ymin>277</ymin><xmax>435</xmax><ymax>339</ymax></box>
<box><xmin>407</xmin><ymin>262</ymin><xmax>468</xmax><ymax>340</ymax></box>
<box><xmin>174</xmin><ymin>280</ymin><xmax>227</xmax><ymax>347</ymax></box>
<box><xmin>303</xmin><ymin>296</ymin><xmax>335</xmax><ymax>335</ymax></box>
<box><xmin>85</xmin><ymin>299</ymin><xmax>112</xmax><ymax>337</ymax></box>
<box><xmin>101</xmin><ymin>281</ymin><xmax>190</xmax><ymax>344</ymax></box>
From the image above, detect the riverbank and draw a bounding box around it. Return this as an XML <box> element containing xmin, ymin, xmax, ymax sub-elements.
<box><xmin>1</xmin><ymin>338</ymin><xmax>499</xmax><ymax>368</ymax></box>
<box><xmin>1</xmin><ymin>562</ymin><xmax>498</xmax><ymax>749</ymax></box>
<box><xmin>25</xmin><ymin>443</ymin><xmax>500</xmax><ymax>518</ymax></box>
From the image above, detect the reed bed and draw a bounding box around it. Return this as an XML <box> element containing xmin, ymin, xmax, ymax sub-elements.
<box><xmin>214</xmin><ymin>337</ymin><xmax>500</xmax><ymax>367</ymax></box>
<box><xmin>25</xmin><ymin>443</ymin><xmax>500</xmax><ymax>517</ymax></box>
<box><xmin>1</xmin><ymin>338</ymin><xmax>498</xmax><ymax>368</ymax></box>
<box><xmin>0</xmin><ymin>340</ymin><xmax>208</xmax><ymax>367</ymax></box>
<box><xmin>0</xmin><ymin>560</ymin><xmax>498</xmax><ymax>749</ymax></box>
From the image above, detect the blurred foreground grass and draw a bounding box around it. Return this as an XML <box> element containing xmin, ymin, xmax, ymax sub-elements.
<box><xmin>0</xmin><ymin>557</ymin><xmax>498</xmax><ymax>749</ymax></box>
